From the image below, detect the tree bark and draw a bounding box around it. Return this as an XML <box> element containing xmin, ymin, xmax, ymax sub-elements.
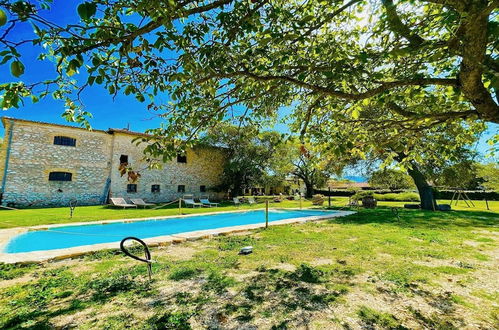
<box><xmin>304</xmin><ymin>180</ymin><xmax>314</xmax><ymax>198</ymax></box>
<box><xmin>406</xmin><ymin>161</ymin><xmax>438</xmax><ymax>211</ymax></box>
<box><xmin>457</xmin><ymin>1</ymin><xmax>499</xmax><ymax>123</ymax></box>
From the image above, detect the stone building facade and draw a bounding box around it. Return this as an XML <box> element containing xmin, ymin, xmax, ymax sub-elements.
<box><xmin>0</xmin><ymin>117</ymin><xmax>226</xmax><ymax>207</ymax></box>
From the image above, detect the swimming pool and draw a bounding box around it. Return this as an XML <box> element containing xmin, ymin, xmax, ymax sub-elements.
<box><xmin>4</xmin><ymin>209</ymin><xmax>340</xmax><ymax>253</ymax></box>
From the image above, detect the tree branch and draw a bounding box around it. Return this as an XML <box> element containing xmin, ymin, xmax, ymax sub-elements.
<box><xmin>202</xmin><ymin>69</ymin><xmax>459</xmax><ymax>100</ymax></box>
<box><xmin>387</xmin><ymin>101</ymin><xmax>478</xmax><ymax>121</ymax></box>
<box><xmin>70</xmin><ymin>0</ymin><xmax>233</xmax><ymax>55</ymax></box>
<box><xmin>382</xmin><ymin>0</ymin><xmax>425</xmax><ymax>46</ymax></box>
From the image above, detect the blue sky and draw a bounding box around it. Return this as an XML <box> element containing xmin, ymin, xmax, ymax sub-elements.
<box><xmin>0</xmin><ymin>1</ymin><xmax>497</xmax><ymax>159</ymax></box>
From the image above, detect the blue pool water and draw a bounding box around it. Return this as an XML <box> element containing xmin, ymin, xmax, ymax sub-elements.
<box><xmin>5</xmin><ymin>209</ymin><xmax>337</xmax><ymax>253</ymax></box>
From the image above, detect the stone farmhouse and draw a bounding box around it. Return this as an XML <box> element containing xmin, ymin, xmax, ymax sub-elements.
<box><xmin>0</xmin><ymin>117</ymin><xmax>226</xmax><ymax>208</ymax></box>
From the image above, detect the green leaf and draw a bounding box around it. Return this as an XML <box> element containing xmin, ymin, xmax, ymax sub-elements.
<box><xmin>136</xmin><ymin>94</ymin><xmax>145</xmax><ymax>102</ymax></box>
<box><xmin>0</xmin><ymin>55</ymin><xmax>13</xmax><ymax>65</ymax></box>
<box><xmin>0</xmin><ymin>8</ymin><xmax>7</xmax><ymax>27</ymax></box>
<box><xmin>10</xmin><ymin>60</ymin><xmax>25</xmax><ymax>77</ymax></box>
<box><xmin>77</xmin><ymin>2</ymin><xmax>97</xmax><ymax>21</ymax></box>
<box><xmin>351</xmin><ymin>108</ymin><xmax>360</xmax><ymax>119</ymax></box>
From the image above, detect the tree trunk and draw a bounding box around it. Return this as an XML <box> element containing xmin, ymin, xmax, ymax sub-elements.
<box><xmin>304</xmin><ymin>180</ymin><xmax>314</xmax><ymax>198</ymax></box>
<box><xmin>232</xmin><ymin>178</ymin><xmax>244</xmax><ymax>197</ymax></box>
<box><xmin>406</xmin><ymin>161</ymin><xmax>437</xmax><ymax>211</ymax></box>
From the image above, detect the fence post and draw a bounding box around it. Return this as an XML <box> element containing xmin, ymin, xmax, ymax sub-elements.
<box><xmin>328</xmin><ymin>187</ymin><xmax>331</xmax><ymax>208</ymax></box>
<box><xmin>179</xmin><ymin>198</ymin><xmax>182</xmax><ymax>215</ymax></box>
<box><xmin>265</xmin><ymin>200</ymin><xmax>269</xmax><ymax>228</ymax></box>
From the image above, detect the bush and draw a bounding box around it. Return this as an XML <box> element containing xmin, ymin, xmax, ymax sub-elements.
<box><xmin>434</xmin><ymin>190</ymin><xmax>499</xmax><ymax>201</ymax></box>
<box><xmin>373</xmin><ymin>192</ymin><xmax>420</xmax><ymax>202</ymax></box>
<box><xmin>352</xmin><ymin>191</ymin><xmax>374</xmax><ymax>201</ymax></box>
<box><xmin>311</xmin><ymin>194</ymin><xmax>325</xmax><ymax>205</ymax></box>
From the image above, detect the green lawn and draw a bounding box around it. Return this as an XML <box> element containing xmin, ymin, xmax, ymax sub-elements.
<box><xmin>0</xmin><ymin>197</ymin><xmax>497</xmax><ymax>229</ymax></box>
<box><xmin>0</xmin><ymin>204</ymin><xmax>498</xmax><ymax>328</ymax></box>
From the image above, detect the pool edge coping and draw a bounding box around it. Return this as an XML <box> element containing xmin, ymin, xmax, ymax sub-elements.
<box><xmin>0</xmin><ymin>209</ymin><xmax>355</xmax><ymax>263</ymax></box>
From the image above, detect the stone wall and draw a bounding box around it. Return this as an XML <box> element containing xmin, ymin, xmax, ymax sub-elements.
<box><xmin>0</xmin><ymin>118</ymin><xmax>226</xmax><ymax>207</ymax></box>
<box><xmin>109</xmin><ymin>132</ymin><xmax>226</xmax><ymax>203</ymax></box>
<box><xmin>0</xmin><ymin>119</ymin><xmax>112</xmax><ymax>207</ymax></box>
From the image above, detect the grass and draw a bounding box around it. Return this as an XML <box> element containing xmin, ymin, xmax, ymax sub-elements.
<box><xmin>0</xmin><ymin>203</ymin><xmax>497</xmax><ymax>328</ymax></box>
<box><xmin>0</xmin><ymin>197</ymin><xmax>497</xmax><ymax>229</ymax></box>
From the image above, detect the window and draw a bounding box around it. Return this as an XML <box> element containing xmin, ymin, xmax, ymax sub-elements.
<box><xmin>151</xmin><ymin>184</ymin><xmax>160</xmax><ymax>193</ymax></box>
<box><xmin>120</xmin><ymin>155</ymin><xmax>129</xmax><ymax>164</ymax></box>
<box><xmin>177</xmin><ymin>185</ymin><xmax>185</xmax><ymax>193</ymax></box>
<box><xmin>177</xmin><ymin>154</ymin><xmax>187</xmax><ymax>163</ymax></box>
<box><xmin>54</xmin><ymin>136</ymin><xmax>76</xmax><ymax>147</ymax></box>
<box><xmin>200</xmin><ymin>185</ymin><xmax>206</xmax><ymax>193</ymax></box>
<box><xmin>48</xmin><ymin>172</ymin><xmax>72</xmax><ymax>181</ymax></box>
<box><xmin>127</xmin><ymin>184</ymin><xmax>137</xmax><ymax>193</ymax></box>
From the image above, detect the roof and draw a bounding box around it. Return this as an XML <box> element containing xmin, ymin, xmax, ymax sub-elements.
<box><xmin>328</xmin><ymin>182</ymin><xmax>370</xmax><ymax>189</ymax></box>
<box><xmin>1</xmin><ymin>116</ymin><xmax>152</xmax><ymax>138</ymax></box>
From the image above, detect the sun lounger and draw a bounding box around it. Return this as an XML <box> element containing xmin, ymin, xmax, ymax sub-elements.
<box><xmin>248</xmin><ymin>197</ymin><xmax>257</xmax><ymax>205</ymax></box>
<box><xmin>110</xmin><ymin>197</ymin><xmax>137</xmax><ymax>209</ymax></box>
<box><xmin>130</xmin><ymin>198</ymin><xmax>155</xmax><ymax>208</ymax></box>
<box><xmin>183</xmin><ymin>195</ymin><xmax>203</xmax><ymax>207</ymax></box>
<box><xmin>200</xmin><ymin>197</ymin><xmax>219</xmax><ymax>207</ymax></box>
<box><xmin>233</xmin><ymin>197</ymin><xmax>242</xmax><ymax>206</ymax></box>
<box><xmin>347</xmin><ymin>197</ymin><xmax>359</xmax><ymax>208</ymax></box>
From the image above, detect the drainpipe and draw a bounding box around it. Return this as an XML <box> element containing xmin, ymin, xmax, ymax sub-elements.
<box><xmin>1</xmin><ymin>120</ymin><xmax>14</xmax><ymax>204</ymax></box>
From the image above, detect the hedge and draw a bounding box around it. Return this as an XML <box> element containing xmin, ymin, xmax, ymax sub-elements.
<box><xmin>373</xmin><ymin>192</ymin><xmax>420</xmax><ymax>202</ymax></box>
<box><xmin>315</xmin><ymin>189</ymin><xmax>499</xmax><ymax>201</ymax></box>
<box><xmin>434</xmin><ymin>190</ymin><xmax>499</xmax><ymax>201</ymax></box>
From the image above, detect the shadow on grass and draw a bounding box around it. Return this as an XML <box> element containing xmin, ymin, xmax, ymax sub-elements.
<box><xmin>216</xmin><ymin>264</ymin><xmax>347</xmax><ymax>328</ymax></box>
<box><xmin>1</xmin><ymin>299</ymin><xmax>87</xmax><ymax>330</ymax></box>
<box><xmin>329</xmin><ymin>206</ymin><xmax>498</xmax><ymax>229</ymax></box>
<box><xmin>0</xmin><ymin>266</ymin><xmax>153</xmax><ymax>329</ymax></box>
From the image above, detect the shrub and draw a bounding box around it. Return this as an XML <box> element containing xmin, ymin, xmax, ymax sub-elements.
<box><xmin>373</xmin><ymin>192</ymin><xmax>420</xmax><ymax>202</ymax></box>
<box><xmin>311</xmin><ymin>194</ymin><xmax>325</xmax><ymax>205</ymax></box>
<box><xmin>434</xmin><ymin>190</ymin><xmax>499</xmax><ymax>201</ymax></box>
<box><xmin>352</xmin><ymin>191</ymin><xmax>374</xmax><ymax>201</ymax></box>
